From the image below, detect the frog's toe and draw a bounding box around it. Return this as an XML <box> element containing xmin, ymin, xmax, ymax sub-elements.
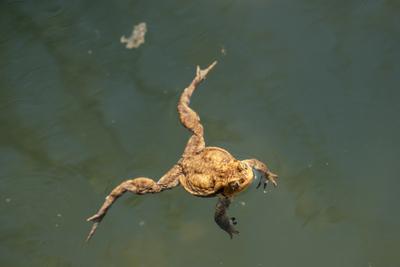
<box><xmin>231</xmin><ymin>217</ymin><xmax>238</xmax><ymax>225</ymax></box>
<box><xmin>228</xmin><ymin>228</ymin><xmax>240</xmax><ymax>239</ymax></box>
<box><xmin>86</xmin><ymin>213</ymin><xmax>104</xmax><ymax>222</ymax></box>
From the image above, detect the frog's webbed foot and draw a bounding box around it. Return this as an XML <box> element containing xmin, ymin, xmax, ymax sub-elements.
<box><xmin>86</xmin><ymin>164</ymin><xmax>182</xmax><ymax>242</ymax></box>
<box><xmin>256</xmin><ymin>170</ymin><xmax>278</xmax><ymax>190</ymax></box>
<box><xmin>214</xmin><ymin>196</ymin><xmax>239</xmax><ymax>239</ymax></box>
<box><xmin>242</xmin><ymin>159</ymin><xmax>278</xmax><ymax>189</ymax></box>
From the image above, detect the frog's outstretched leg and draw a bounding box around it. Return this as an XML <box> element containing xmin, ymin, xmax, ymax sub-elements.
<box><xmin>214</xmin><ymin>196</ymin><xmax>239</xmax><ymax>239</ymax></box>
<box><xmin>178</xmin><ymin>61</ymin><xmax>217</xmax><ymax>156</ymax></box>
<box><xmin>242</xmin><ymin>159</ymin><xmax>278</xmax><ymax>189</ymax></box>
<box><xmin>86</xmin><ymin>164</ymin><xmax>183</xmax><ymax>242</ymax></box>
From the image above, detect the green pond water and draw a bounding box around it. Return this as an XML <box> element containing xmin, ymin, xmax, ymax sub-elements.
<box><xmin>1</xmin><ymin>0</ymin><xmax>400</xmax><ymax>266</ymax></box>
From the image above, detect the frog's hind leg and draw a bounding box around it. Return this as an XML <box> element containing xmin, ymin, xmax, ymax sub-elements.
<box><xmin>214</xmin><ymin>196</ymin><xmax>239</xmax><ymax>239</ymax></box>
<box><xmin>86</xmin><ymin>164</ymin><xmax>183</xmax><ymax>241</ymax></box>
<box><xmin>177</xmin><ymin>61</ymin><xmax>217</xmax><ymax>156</ymax></box>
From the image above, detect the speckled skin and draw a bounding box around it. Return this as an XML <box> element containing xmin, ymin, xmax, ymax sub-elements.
<box><xmin>179</xmin><ymin>147</ymin><xmax>254</xmax><ymax>197</ymax></box>
<box><xmin>86</xmin><ymin>61</ymin><xmax>278</xmax><ymax>241</ymax></box>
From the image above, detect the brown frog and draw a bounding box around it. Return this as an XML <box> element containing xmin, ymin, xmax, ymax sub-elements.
<box><xmin>86</xmin><ymin>61</ymin><xmax>278</xmax><ymax>241</ymax></box>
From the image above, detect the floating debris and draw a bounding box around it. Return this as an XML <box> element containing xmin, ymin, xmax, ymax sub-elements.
<box><xmin>221</xmin><ymin>46</ymin><xmax>227</xmax><ymax>56</ymax></box>
<box><xmin>5</xmin><ymin>198</ymin><xmax>11</xmax><ymax>203</ymax></box>
<box><xmin>88</xmin><ymin>49</ymin><xmax>93</xmax><ymax>55</ymax></box>
<box><xmin>120</xmin><ymin>22</ymin><xmax>147</xmax><ymax>49</ymax></box>
<box><xmin>239</xmin><ymin>201</ymin><xmax>246</xmax><ymax>206</ymax></box>
<box><xmin>138</xmin><ymin>220</ymin><xmax>145</xmax><ymax>227</ymax></box>
<box><xmin>57</xmin><ymin>213</ymin><xmax>62</xmax><ymax>217</ymax></box>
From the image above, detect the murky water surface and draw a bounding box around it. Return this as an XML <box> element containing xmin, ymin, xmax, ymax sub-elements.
<box><xmin>1</xmin><ymin>0</ymin><xmax>399</xmax><ymax>266</ymax></box>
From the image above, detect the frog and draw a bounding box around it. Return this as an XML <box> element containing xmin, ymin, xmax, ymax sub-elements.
<box><xmin>86</xmin><ymin>61</ymin><xmax>278</xmax><ymax>241</ymax></box>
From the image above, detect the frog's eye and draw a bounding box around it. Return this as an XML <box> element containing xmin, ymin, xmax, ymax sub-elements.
<box><xmin>239</xmin><ymin>178</ymin><xmax>246</xmax><ymax>184</ymax></box>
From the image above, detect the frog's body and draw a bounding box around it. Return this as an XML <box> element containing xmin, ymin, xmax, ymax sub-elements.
<box><xmin>179</xmin><ymin>147</ymin><xmax>254</xmax><ymax>197</ymax></box>
<box><xmin>86</xmin><ymin>61</ymin><xmax>278</xmax><ymax>241</ymax></box>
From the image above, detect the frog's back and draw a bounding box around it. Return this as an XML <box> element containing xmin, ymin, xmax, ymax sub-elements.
<box><xmin>179</xmin><ymin>147</ymin><xmax>238</xmax><ymax>196</ymax></box>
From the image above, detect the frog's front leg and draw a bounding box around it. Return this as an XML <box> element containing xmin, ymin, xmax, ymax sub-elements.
<box><xmin>242</xmin><ymin>159</ymin><xmax>278</xmax><ymax>189</ymax></box>
<box><xmin>214</xmin><ymin>196</ymin><xmax>239</xmax><ymax>239</ymax></box>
